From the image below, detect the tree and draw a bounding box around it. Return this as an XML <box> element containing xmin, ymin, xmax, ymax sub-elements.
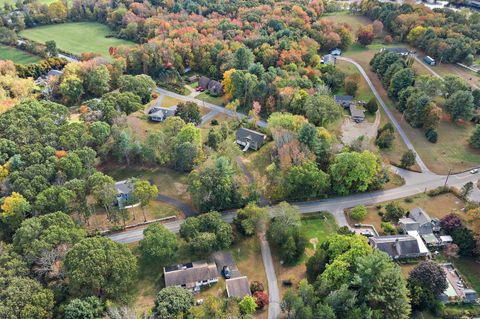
<box><xmin>400</xmin><ymin>149</ymin><xmax>416</xmax><ymax>168</ymax></box>
<box><xmin>234</xmin><ymin>203</ymin><xmax>269</xmax><ymax>236</ymax></box>
<box><xmin>101</xmin><ymin>91</ymin><xmax>142</xmax><ymax>115</ymax></box>
<box><xmin>376</xmin><ymin>123</ymin><xmax>394</xmax><ymax>149</ymax></box>
<box><xmin>306</xmin><ymin>248</ymin><xmax>327</xmax><ymax>283</ymax></box>
<box><xmin>45</xmin><ymin>40</ymin><xmax>58</xmax><ymax>57</ymax></box>
<box><xmin>85</xmin><ymin>65</ymin><xmax>110</xmax><ymax>97</ymax></box>
<box><xmin>388</xmin><ymin>68</ymin><xmax>414</xmax><ymax>99</ymax></box>
<box><xmin>119</xmin><ymin>74</ymin><xmax>155</xmax><ymax>103</ymax></box>
<box><xmin>64</xmin><ymin>237</ymin><xmax>137</xmax><ymax>302</ymax></box>
<box><xmin>90</xmin><ymin>121</ymin><xmax>111</xmax><ymax>146</ymax></box>
<box><xmin>34</xmin><ymin>185</ymin><xmax>76</xmax><ymax>214</ymax></box>
<box><xmin>133</xmin><ymin>179</ymin><xmax>158</xmax><ymax>222</ymax></box>
<box><xmin>460</xmin><ymin>181</ymin><xmax>474</xmax><ymax>200</ymax></box>
<box><xmin>239</xmin><ymin>295</ymin><xmax>257</xmax><ymax>315</ymax></box>
<box><xmin>153</xmin><ymin>287</ymin><xmax>194</xmax><ymax>319</ymax></box>
<box><xmin>284</xmin><ymin>161</ymin><xmax>330</xmax><ymax>200</ymax></box>
<box><xmin>344</xmin><ymin>75</ymin><xmax>359</xmax><ymax>96</ymax></box>
<box><xmin>372</xmin><ymin>20</ymin><xmax>384</xmax><ymax>35</ymax></box>
<box><xmin>443</xmin><ymin>75</ymin><xmax>469</xmax><ymax>98</ymax></box>
<box><xmin>60</xmin><ymin>75</ymin><xmax>84</xmax><ymax>105</ymax></box>
<box><xmin>329</xmin><ymin>151</ymin><xmax>381</xmax><ymax>195</ymax></box>
<box><xmin>0</xmin><ymin>192</ymin><xmax>31</xmax><ymax>234</ymax></box>
<box><xmin>63</xmin><ymin>297</ymin><xmax>104</xmax><ymax>319</ymax></box>
<box><xmin>451</xmin><ymin>227</ymin><xmax>476</xmax><ymax>256</ymax></box>
<box><xmin>384</xmin><ymin>202</ymin><xmax>405</xmax><ymax>223</ymax></box>
<box><xmin>234</xmin><ymin>46</ymin><xmax>254</xmax><ymax>70</ymax></box>
<box><xmin>444</xmin><ymin>90</ymin><xmax>474</xmax><ymax>122</ymax></box>
<box><xmin>440</xmin><ymin>213</ymin><xmax>463</xmax><ymax>234</ymax></box>
<box><xmin>175</xmin><ymin>101</ymin><xmax>201</xmax><ymax>125</ymax></box>
<box><xmin>469</xmin><ymin>125</ymin><xmax>480</xmax><ymax>149</ymax></box>
<box><xmin>357</xmin><ymin>25</ymin><xmax>375</xmax><ymax>46</ymax></box>
<box><xmin>365</xmin><ymin>97</ymin><xmax>378</xmax><ymax>114</ymax></box>
<box><xmin>305</xmin><ymin>94</ymin><xmax>342</xmax><ymax>126</ymax></box>
<box><xmin>173</xmin><ymin>142</ymin><xmax>197</xmax><ymax>172</ymax></box>
<box><xmin>139</xmin><ymin>224</ymin><xmax>177</xmax><ymax>264</ymax></box>
<box><xmin>253</xmin><ymin>291</ymin><xmax>269</xmax><ymax>309</ymax></box>
<box><xmin>350</xmin><ymin>205</ymin><xmax>368</xmax><ymax>221</ymax></box>
<box><xmin>409</xmin><ymin>261</ymin><xmax>447</xmax><ymax>296</ymax></box>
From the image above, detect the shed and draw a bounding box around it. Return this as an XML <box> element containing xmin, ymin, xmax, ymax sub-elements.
<box><xmin>334</xmin><ymin>95</ymin><xmax>353</xmax><ymax>108</ymax></box>
<box><xmin>464</xmin><ymin>289</ymin><xmax>478</xmax><ymax>302</ymax></box>
<box><xmin>235</xmin><ymin>127</ymin><xmax>266</xmax><ymax>151</ymax></box>
<box><xmin>424</xmin><ymin>56</ymin><xmax>436</xmax><ymax>66</ymax></box>
<box><xmin>187</xmin><ymin>75</ymin><xmax>198</xmax><ymax>83</ymax></box>
<box><xmin>321</xmin><ymin>54</ymin><xmax>335</xmax><ymax>65</ymax></box>
<box><xmin>47</xmin><ymin>69</ymin><xmax>63</xmax><ymax>77</ymax></box>
<box><xmin>440</xmin><ymin>235</ymin><xmax>453</xmax><ymax>245</ymax></box>
<box><xmin>226</xmin><ymin>276</ymin><xmax>251</xmax><ymax>298</ymax></box>
<box><xmin>331</xmin><ymin>48</ymin><xmax>342</xmax><ymax>56</ymax></box>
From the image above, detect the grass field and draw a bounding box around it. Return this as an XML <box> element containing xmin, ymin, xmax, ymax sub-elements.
<box><xmin>0</xmin><ymin>44</ymin><xmax>41</xmax><ymax>64</ymax></box>
<box><xmin>322</xmin><ymin>13</ymin><xmax>371</xmax><ymax>33</ymax></box>
<box><xmin>20</xmin><ymin>22</ymin><xmax>133</xmax><ymax>58</ymax></box>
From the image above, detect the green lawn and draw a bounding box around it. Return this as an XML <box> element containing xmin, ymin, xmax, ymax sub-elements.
<box><xmin>196</xmin><ymin>92</ymin><xmax>228</xmax><ymax>106</ymax></box>
<box><xmin>0</xmin><ymin>44</ymin><xmax>41</xmax><ymax>64</ymax></box>
<box><xmin>20</xmin><ymin>22</ymin><xmax>134</xmax><ymax>58</ymax></box>
<box><xmin>300</xmin><ymin>212</ymin><xmax>338</xmax><ymax>250</ymax></box>
<box><xmin>452</xmin><ymin>257</ymin><xmax>480</xmax><ymax>293</ymax></box>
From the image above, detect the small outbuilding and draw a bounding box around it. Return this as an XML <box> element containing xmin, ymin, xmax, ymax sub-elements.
<box><xmin>331</xmin><ymin>48</ymin><xmax>342</xmax><ymax>56</ymax></box>
<box><xmin>321</xmin><ymin>54</ymin><xmax>335</xmax><ymax>65</ymax></box>
<box><xmin>349</xmin><ymin>105</ymin><xmax>365</xmax><ymax>123</ymax></box>
<box><xmin>380</xmin><ymin>47</ymin><xmax>411</xmax><ymax>56</ymax></box>
<box><xmin>236</xmin><ymin>127</ymin><xmax>266</xmax><ymax>151</ymax></box>
<box><xmin>226</xmin><ymin>276</ymin><xmax>251</xmax><ymax>299</ymax></box>
<box><xmin>334</xmin><ymin>95</ymin><xmax>353</xmax><ymax>108</ymax></box>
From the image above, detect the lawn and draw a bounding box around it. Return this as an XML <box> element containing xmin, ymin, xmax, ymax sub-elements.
<box><xmin>160</xmin><ymin>96</ymin><xmax>182</xmax><ymax>108</ymax></box>
<box><xmin>20</xmin><ymin>22</ymin><xmax>134</xmax><ymax>58</ymax></box>
<box><xmin>196</xmin><ymin>92</ymin><xmax>228</xmax><ymax>106</ymax></box>
<box><xmin>322</xmin><ymin>13</ymin><xmax>371</xmax><ymax>33</ymax></box>
<box><xmin>451</xmin><ymin>257</ymin><xmax>480</xmax><ymax>293</ymax></box>
<box><xmin>243</xmin><ymin>142</ymin><xmax>274</xmax><ymax>199</ymax></box>
<box><xmin>0</xmin><ymin>44</ymin><xmax>41</xmax><ymax>64</ymax></box>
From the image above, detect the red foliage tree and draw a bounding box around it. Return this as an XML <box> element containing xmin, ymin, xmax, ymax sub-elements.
<box><xmin>440</xmin><ymin>213</ymin><xmax>463</xmax><ymax>235</ymax></box>
<box><xmin>357</xmin><ymin>25</ymin><xmax>375</xmax><ymax>46</ymax></box>
<box><xmin>253</xmin><ymin>291</ymin><xmax>269</xmax><ymax>309</ymax></box>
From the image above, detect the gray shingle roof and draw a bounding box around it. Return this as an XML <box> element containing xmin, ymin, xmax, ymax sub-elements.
<box><xmin>164</xmin><ymin>261</ymin><xmax>218</xmax><ymax>288</ymax></box>
<box><xmin>115</xmin><ymin>180</ymin><xmax>134</xmax><ymax>195</ymax></box>
<box><xmin>409</xmin><ymin>207</ymin><xmax>431</xmax><ymax>225</ymax></box>
<box><xmin>226</xmin><ymin>276</ymin><xmax>251</xmax><ymax>298</ymax></box>
<box><xmin>369</xmin><ymin>235</ymin><xmax>421</xmax><ymax>258</ymax></box>
<box><xmin>349</xmin><ymin>105</ymin><xmax>365</xmax><ymax>119</ymax></box>
<box><xmin>236</xmin><ymin>128</ymin><xmax>266</xmax><ymax>145</ymax></box>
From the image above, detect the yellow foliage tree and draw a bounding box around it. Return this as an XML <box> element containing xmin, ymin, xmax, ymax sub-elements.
<box><xmin>222</xmin><ymin>68</ymin><xmax>236</xmax><ymax>99</ymax></box>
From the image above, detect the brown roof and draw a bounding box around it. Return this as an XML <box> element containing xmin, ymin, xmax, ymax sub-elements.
<box><xmin>164</xmin><ymin>261</ymin><xmax>218</xmax><ymax>288</ymax></box>
<box><xmin>226</xmin><ymin>276</ymin><xmax>251</xmax><ymax>298</ymax></box>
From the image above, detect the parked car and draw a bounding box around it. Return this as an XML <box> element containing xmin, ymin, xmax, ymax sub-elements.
<box><xmin>470</xmin><ymin>169</ymin><xmax>478</xmax><ymax>174</ymax></box>
<box><xmin>196</xmin><ymin>86</ymin><xmax>205</xmax><ymax>92</ymax></box>
<box><xmin>222</xmin><ymin>266</ymin><xmax>231</xmax><ymax>279</ymax></box>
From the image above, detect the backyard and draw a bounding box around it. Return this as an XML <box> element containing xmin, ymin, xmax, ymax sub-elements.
<box><xmin>19</xmin><ymin>22</ymin><xmax>134</xmax><ymax>58</ymax></box>
<box><xmin>0</xmin><ymin>44</ymin><xmax>41</xmax><ymax>64</ymax></box>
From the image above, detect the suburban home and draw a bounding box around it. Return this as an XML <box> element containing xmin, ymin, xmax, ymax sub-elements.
<box><xmin>334</xmin><ymin>95</ymin><xmax>353</xmax><ymax>108</ymax></box>
<box><xmin>115</xmin><ymin>180</ymin><xmax>136</xmax><ymax>208</ymax></box>
<box><xmin>164</xmin><ymin>261</ymin><xmax>218</xmax><ymax>293</ymax></box>
<box><xmin>35</xmin><ymin>69</ymin><xmax>64</xmax><ymax>86</ymax></box>
<box><xmin>331</xmin><ymin>48</ymin><xmax>342</xmax><ymax>56</ymax></box>
<box><xmin>148</xmin><ymin>106</ymin><xmax>177</xmax><ymax>122</ymax></box>
<box><xmin>198</xmin><ymin>76</ymin><xmax>211</xmax><ymax>89</ymax></box>
<box><xmin>349</xmin><ymin>105</ymin><xmax>365</xmax><ymax>123</ymax></box>
<box><xmin>369</xmin><ymin>235</ymin><xmax>429</xmax><ymax>259</ymax></box>
<box><xmin>235</xmin><ymin>127</ymin><xmax>267</xmax><ymax>151</ymax></box>
<box><xmin>226</xmin><ymin>276</ymin><xmax>251</xmax><ymax>299</ymax></box>
<box><xmin>207</xmin><ymin>80</ymin><xmax>224</xmax><ymax>96</ymax></box>
<box><xmin>321</xmin><ymin>54</ymin><xmax>335</xmax><ymax>65</ymax></box>
<box><xmin>380</xmin><ymin>47</ymin><xmax>411</xmax><ymax>56</ymax></box>
<box><xmin>399</xmin><ymin>207</ymin><xmax>440</xmax><ymax>235</ymax></box>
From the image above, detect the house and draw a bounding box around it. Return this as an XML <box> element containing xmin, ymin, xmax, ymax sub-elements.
<box><xmin>369</xmin><ymin>235</ymin><xmax>429</xmax><ymax>259</ymax></box>
<box><xmin>349</xmin><ymin>105</ymin><xmax>365</xmax><ymax>123</ymax></box>
<box><xmin>198</xmin><ymin>76</ymin><xmax>211</xmax><ymax>89</ymax></box>
<box><xmin>207</xmin><ymin>80</ymin><xmax>224</xmax><ymax>96</ymax></box>
<box><xmin>334</xmin><ymin>95</ymin><xmax>353</xmax><ymax>108</ymax></box>
<box><xmin>164</xmin><ymin>261</ymin><xmax>218</xmax><ymax>292</ymax></box>
<box><xmin>235</xmin><ymin>127</ymin><xmax>266</xmax><ymax>151</ymax></box>
<box><xmin>321</xmin><ymin>54</ymin><xmax>335</xmax><ymax>65</ymax></box>
<box><xmin>399</xmin><ymin>207</ymin><xmax>439</xmax><ymax>235</ymax></box>
<box><xmin>331</xmin><ymin>48</ymin><xmax>342</xmax><ymax>56</ymax></box>
<box><xmin>380</xmin><ymin>47</ymin><xmax>411</xmax><ymax>56</ymax></box>
<box><xmin>35</xmin><ymin>69</ymin><xmax>63</xmax><ymax>86</ymax></box>
<box><xmin>226</xmin><ymin>276</ymin><xmax>251</xmax><ymax>298</ymax></box>
<box><xmin>148</xmin><ymin>106</ymin><xmax>177</xmax><ymax>122</ymax></box>
<box><xmin>424</xmin><ymin>56</ymin><xmax>436</xmax><ymax>66</ymax></box>
<box><xmin>115</xmin><ymin>180</ymin><xmax>136</xmax><ymax>208</ymax></box>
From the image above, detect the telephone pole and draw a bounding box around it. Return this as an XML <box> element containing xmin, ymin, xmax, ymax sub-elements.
<box><xmin>444</xmin><ymin>168</ymin><xmax>452</xmax><ymax>187</ymax></box>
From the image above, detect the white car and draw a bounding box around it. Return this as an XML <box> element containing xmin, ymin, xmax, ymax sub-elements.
<box><xmin>470</xmin><ymin>169</ymin><xmax>478</xmax><ymax>174</ymax></box>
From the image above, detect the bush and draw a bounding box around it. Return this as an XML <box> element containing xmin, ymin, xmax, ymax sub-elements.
<box><xmin>381</xmin><ymin>221</ymin><xmax>397</xmax><ymax>235</ymax></box>
<box><xmin>366</xmin><ymin>97</ymin><xmax>379</xmax><ymax>114</ymax></box>
<box><xmin>375</xmin><ymin>129</ymin><xmax>395</xmax><ymax>149</ymax></box>
<box><xmin>427</xmin><ymin>186</ymin><xmax>450</xmax><ymax>197</ymax></box>
<box><xmin>384</xmin><ymin>202</ymin><xmax>405</xmax><ymax>223</ymax></box>
<box><xmin>345</xmin><ymin>76</ymin><xmax>358</xmax><ymax>96</ymax></box>
<box><xmin>250</xmin><ymin>281</ymin><xmax>265</xmax><ymax>293</ymax></box>
<box><xmin>425</xmin><ymin>129</ymin><xmax>438</xmax><ymax>143</ymax></box>
<box><xmin>400</xmin><ymin>150</ymin><xmax>416</xmax><ymax>168</ymax></box>
<box><xmin>211</xmin><ymin>119</ymin><xmax>219</xmax><ymax>126</ymax></box>
<box><xmin>350</xmin><ymin>205</ymin><xmax>368</xmax><ymax>221</ymax></box>
<box><xmin>404</xmin><ymin>197</ymin><xmax>413</xmax><ymax>203</ymax></box>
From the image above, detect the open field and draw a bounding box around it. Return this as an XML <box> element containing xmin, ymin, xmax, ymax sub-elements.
<box><xmin>0</xmin><ymin>44</ymin><xmax>41</xmax><ymax>64</ymax></box>
<box><xmin>273</xmin><ymin>212</ymin><xmax>337</xmax><ymax>297</ymax></box>
<box><xmin>344</xmin><ymin>44</ymin><xmax>480</xmax><ymax>174</ymax></box>
<box><xmin>20</xmin><ymin>22</ymin><xmax>134</xmax><ymax>58</ymax></box>
<box><xmin>346</xmin><ymin>192</ymin><xmax>465</xmax><ymax>235</ymax></box>
<box><xmin>322</xmin><ymin>13</ymin><xmax>371</xmax><ymax>33</ymax></box>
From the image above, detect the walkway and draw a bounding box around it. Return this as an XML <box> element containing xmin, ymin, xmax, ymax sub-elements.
<box><xmin>259</xmin><ymin>233</ymin><xmax>281</xmax><ymax>319</ymax></box>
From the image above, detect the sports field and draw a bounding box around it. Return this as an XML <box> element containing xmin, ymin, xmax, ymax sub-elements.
<box><xmin>20</xmin><ymin>22</ymin><xmax>134</xmax><ymax>58</ymax></box>
<box><xmin>0</xmin><ymin>44</ymin><xmax>42</xmax><ymax>64</ymax></box>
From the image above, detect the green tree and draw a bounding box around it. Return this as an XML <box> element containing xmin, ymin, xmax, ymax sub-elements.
<box><xmin>443</xmin><ymin>75</ymin><xmax>469</xmax><ymax>98</ymax></box>
<box><xmin>365</xmin><ymin>97</ymin><xmax>378</xmax><ymax>114</ymax></box>
<box><xmin>89</xmin><ymin>121</ymin><xmax>111</xmax><ymax>146</ymax></box>
<box><xmin>60</xmin><ymin>75</ymin><xmax>84</xmax><ymax>105</ymax></box>
<box><xmin>133</xmin><ymin>179</ymin><xmax>158</xmax><ymax>222</ymax></box>
<box><xmin>234</xmin><ymin>202</ymin><xmax>269</xmax><ymax>236</ymax></box>
<box><xmin>384</xmin><ymin>202</ymin><xmax>405</xmax><ymax>223</ymax></box>
<box><xmin>64</xmin><ymin>237</ymin><xmax>137</xmax><ymax>302</ymax></box>
<box><xmin>85</xmin><ymin>65</ymin><xmax>111</xmax><ymax>97</ymax></box>
<box><xmin>460</xmin><ymin>181</ymin><xmax>474</xmax><ymax>199</ymax></box>
<box><xmin>239</xmin><ymin>295</ymin><xmax>257</xmax><ymax>315</ymax></box>
<box><xmin>284</xmin><ymin>161</ymin><xmax>330</xmax><ymax>200</ymax></box>
<box><xmin>153</xmin><ymin>287</ymin><xmax>194</xmax><ymax>319</ymax></box>
<box><xmin>34</xmin><ymin>185</ymin><xmax>76</xmax><ymax>214</ymax></box>
<box><xmin>305</xmin><ymin>94</ymin><xmax>342</xmax><ymax>126</ymax></box>
<box><xmin>173</xmin><ymin>142</ymin><xmax>197</xmax><ymax>172</ymax></box>
<box><xmin>469</xmin><ymin>125</ymin><xmax>480</xmax><ymax>149</ymax></box>
<box><xmin>234</xmin><ymin>46</ymin><xmax>255</xmax><ymax>70</ymax></box>
<box><xmin>409</xmin><ymin>261</ymin><xmax>447</xmax><ymax>297</ymax></box>
<box><xmin>444</xmin><ymin>90</ymin><xmax>474</xmax><ymax>122</ymax></box>
<box><xmin>400</xmin><ymin>149</ymin><xmax>416</xmax><ymax>168</ymax></box>
<box><xmin>388</xmin><ymin>68</ymin><xmax>414</xmax><ymax>99</ymax></box>
<box><xmin>306</xmin><ymin>248</ymin><xmax>327</xmax><ymax>283</ymax></box>
<box><xmin>175</xmin><ymin>101</ymin><xmax>201</xmax><ymax>125</ymax></box>
<box><xmin>63</xmin><ymin>297</ymin><xmax>103</xmax><ymax>319</ymax></box>
<box><xmin>119</xmin><ymin>74</ymin><xmax>155</xmax><ymax>103</ymax></box>
<box><xmin>329</xmin><ymin>151</ymin><xmax>381</xmax><ymax>195</ymax></box>
<box><xmin>350</xmin><ymin>205</ymin><xmax>367</xmax><ymax>221</ymax></box>
<box><xmin>139</xmin><ymin>223</ymin><xmax>177</xmax><ymax>264</ymax></box>
<box><xmin>102</xmin><ymin>91</ymin><xmax>142</xmax><ymax>115</ymax></box>
<box><xmin>451</xmin><ymin>227</ymin><xmax>476</xmax><ymax>256</ymax></box>
<box><xmin>45</xmin><ymin>40</ymin><xmax>58</xmax><ymax>57</ymax></box>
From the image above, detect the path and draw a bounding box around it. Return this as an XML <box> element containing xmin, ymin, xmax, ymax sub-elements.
<box><xmin>337</xmin><ymin>56</ymin><xmax>432</xmax><ymax>174</ymax></box>
<box><xmin>200</xmin><ymin>110</ymin><xmax>220</xmax><ymax>126</ymax></box>
<box><xmin>155</xmin><ymin>87</ymin><xmax>268</xmax><ymax>128</ymax></box>
<box><xmin>259</xmin><ymin>233</ymin><xmax>281</xmax><ymax>319</ymax></box>
<box><xmin>156</xmin><ymin>194</ymin><xmax>197</xmax><ymax>217</ymax></box>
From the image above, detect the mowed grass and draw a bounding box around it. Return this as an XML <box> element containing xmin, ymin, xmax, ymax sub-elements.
<box><xmin>452</xmin><ymin>257</ymin><xmax>480</xmax><ymax>293</ymax></box>
<box><xmin>0</xmin><ymin>44</ymin><xmax>41</xmax><ymax>64</ymax></box>
<box><xmin>20</xmin><ymin>22</ymin><xmax>134</xmax><ymax>58</ymax></box>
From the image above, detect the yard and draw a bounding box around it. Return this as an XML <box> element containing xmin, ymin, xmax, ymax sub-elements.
<box><xmin>273</xmin><ymin>212</ymin><xmax>338</xmax><ymax>298</ymax></box>
<box><xmin>19</xmin><ymin>22</ymin><xmax>134</xmax><ymax>58</ymax></box>
<box><xmin>196</xmin><ymin>92</ymin><xmax>228</xmax><ymax>106</ymax></box>
<box><xmin>322</xmin><ymin>12</ymin><xmax>371</xmax><ymax>33</ymax></box>
<box><xmin>0</xmin><ymin>44</ymin><xmax>41</xmax><ymax>64</ymax></box>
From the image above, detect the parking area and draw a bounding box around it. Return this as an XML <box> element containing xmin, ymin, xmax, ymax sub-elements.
<box><xmin>212</xmin><ymin>251</ymin><xmax>241</xmax><ymax>278</ymax></box>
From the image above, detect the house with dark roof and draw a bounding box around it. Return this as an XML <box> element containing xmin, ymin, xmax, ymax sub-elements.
<box><xmin>321</xmin><ymin>54</ymin><xmax>335</xmax><ymax>65</ymax></box>
<box><xmin>399</xmin><ymin>207</ymin><xmax>440</xmax><ymax>236</ymax></box>
<box><xmin>380</xmin><ymin>47</ymin><xmax>411</xmax><ymax>56</ymax></box>
<box><xmin>235</xmin><ymin>128</ymin><xmax>266</xmax><ymax>151</ymax></box>
<box><xmin>207</xmin><ymin>80</ymin><xmax>224</xmax><ymax>96</ymax></box>
<box><xmin>334</xmin><ymin>95</ymin><xmax>353</xmax><ymax>108</ymax></box>
<box><xmin>349</xmin><ymin>105</ymin><xmax>365</xmax><ymax>123</ymax></box>
<box><xmin>115</xmin><ymin>180</ymin><xmax>137</xmax><ymax>208</ymax></box>
<box><xmin>369</xmin><ymin>235</ymin><xmax>429</xmax><ymax>259</ymax></box>
<box><xmin>148</xmin><ymin>106</ymin><xmax>177</xmax><ymax>122</ymax></box>
<box><xmin>164</xmin><ymin>261</ymin><xmax>218</xmax><ymax>293</ymax></box>
<box><xmin>198</xmin><ymin>76</ymin><xmax>211</xmax><ymax>89</ymax></box>
<box><xmin>226</xmin><ymin>276</ymin><xmax>251</xmax><ymax>298</ymax></box>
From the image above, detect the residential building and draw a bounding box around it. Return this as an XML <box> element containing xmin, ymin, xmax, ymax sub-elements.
<box><xmin>399</xmin><ymin>207</ymin><xmax>439</xmax><ymax>235</ymax></box>
<box><xmin>198</xmin><ymin>76</ymin><xmax>211</xmax><ymax>89</ymax></box>
<box><xmin>148</xmin><ymin>106</ymin><xmax>177</xmax><ymax>122</ymax></box>
<box><xmin>334</xmin><ymin>95</ymin><xmax>353</xmax><ymax>108</ymax></box>
<box><xmin>226</xmin><ymin>276</ymin><xmax>251</xmax><ymax>298</ymax></box>
<box><xmin>164</xmin><ymin>261</ymin><xmax>218</xmax><ymax>292</ymax></box>
<box><xmin>331</xmin><ymin>48</ymin><xmax>342</xmax><ymax>56</ymax></box>
<box><xmin>207</xmin><ymin>80</ymin><xmax>224</xmax><ymax>96</ymax></box>
<box><xmin>369</xmin><ymin>235</ymin><xmax>429</xmax><ymax>259</ymax></box>
<box><xmin>321</xmin><ymin>54</ymin><xmax>335</xmax><ymax>65</ymax></box>
<box><xmin>235</xmin><ymin>127</ymin><xmax>266</xmax><ymax>151</ymax></box>
<box><xmin>349</xmin><ymin>105</ymin><xmax>365</xmax><ymax>123</ymax></box>
<box><xmin>115</xmin><ymin>180</ymin><xmax>136</xmax><ymax>208</ymax></box>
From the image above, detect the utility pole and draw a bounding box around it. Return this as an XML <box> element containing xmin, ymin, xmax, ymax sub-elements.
<box><xmin>444</xmin><ymin>168</ymin><xmax>452</xmax><ymax>187</ymax></box>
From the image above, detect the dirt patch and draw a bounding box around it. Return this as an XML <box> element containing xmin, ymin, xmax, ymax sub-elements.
<box><xmin>341</xmin><ymin>111</ymin><xmax>380</xmax><ymax>145</ymax></box>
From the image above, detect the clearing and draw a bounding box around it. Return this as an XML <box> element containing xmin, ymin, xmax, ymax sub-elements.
<box><xmin>0</xmin><ymin>44</ymin><xmax>41</xmax><ymax>64</ymax></box>
<box><xmin>19</xmin><ymin>22</ymin><xmax>134</xmax><ymax>58</ymax></box>
<box><xmin>322</xmin><ymin>12</ymin><xmax>371</xmax><ymax>33</ymax></box>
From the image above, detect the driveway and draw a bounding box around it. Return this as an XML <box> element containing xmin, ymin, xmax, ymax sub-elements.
<box><xmin>341</xmin><ymin>110</ymin><xmax>380</xmax><ymax>146</ymax></box>
<box><xmin>212</xmin><ymin>251</ymin><xmax>241</xmax><ymax>278</ymax></box>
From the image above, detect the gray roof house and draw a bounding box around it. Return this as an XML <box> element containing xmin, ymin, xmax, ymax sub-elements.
<box><xmin>334</xmin><ymin>95</ymin><xmax>353</xmax><ymax>108</ymax></box>
<box><xmin>164</xmin><ymin>261</ymin><xmax>218</xmax><ymax>292</ymax></box>
<box><xmin>198</xmin><ymin>76</ymin><xmax>211</xmax><ymax>89</ymax></box>
<box><xmin>369</xmin><ymin>235</ymin><xmax>428</xmax><ymax>259</ymax></box>
<box><xmin>321</xmin><ymin>54</ymin><xmax>335</xmax><ymax>65</ymax></box>
<box><xmin>148</xmin><ymin>106</ymin><xmax>177</xmax><ymax>122</ymax></box>
<box><xmin>400</xmin><ymin>207</ymin><xmax>439</xmax><ymax>235</ymax></box>
<box><xmin>226</xmin><ymin>276</ymin><xmax>251</xmax><ymax>298</ymax></box>
<box><xmin>115</xmin><ymin>180</ymin><xmax>136</xmax><ymax>208</ymax></box>
<box><xmin>236</xmin><ymin>128</ymin><xmax>266</xmax><ymax>151</ymax></box>
<box><xmin>349</xmin><ymin>105</ymin><xmax>365</xmax><ymax>123</ymax></box>
<box><xmin>207</xmin><ymin>80</ymin><xmax>224</xmax><ymax>96</ymax></box>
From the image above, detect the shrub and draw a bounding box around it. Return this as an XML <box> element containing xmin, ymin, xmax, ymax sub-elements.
<box><xmin>350</xmin><ymin>205</ymin><xmax>368</xmax><ymax>221</ymax></box>
<box><xmin>376</xmin><ymin>129</ymin><xmax>395</xmax><ymax>149</ymax></box>
<box><xmin>425</xmin><ymin>129</ymin><xmax>438</xmax><ymax>143</ymax></box>
<box><xmin>384</xmin><ymin>35</ymin><xmax>393</xmax><ymax>44</ymax></box>
<box><xmin>404</xmin><ymin>197</ymin><xmax>413</xmax><ymax>203</ymax></box>
<box><xmin>400</xmin><ymin>150</ymin><xmax>416</xmax><ymax>168</ymax></box>
<box><xmin>250</xmin><ymin>281</ymin><xmax>264</xmax><ymax>293</ymax></box>
<box><xmin>345</xmin><ymin>76</ymin><xmax>358</xmax><ymax>96</ymax></box>
<box><xmin>211</xmin><ymin>119</ymin><xmax>219</xmax><ymax>126</ymax></box>
<box><xmin>381</xmin><ymin>221</ymin><xmax>397</xmax><ymax>235</ymax></box>
<box><xmin>427</xmin><ymin>186</ymin><xmax>450</xmax><ymax>197</ymax></box>
<box><xmin>384</xmin><ymin>202</ymin><xmax>405</xmax><ymax>223</ymax></box>
<box><xmin>366</xmin><ymin>97</ymin><xmax>379</xmax><ymax>114</ymax></box>
<box><xmin>253</xmin><ymin>291</ymin><xmax>269</xmax><ymax>309</ymax></box>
